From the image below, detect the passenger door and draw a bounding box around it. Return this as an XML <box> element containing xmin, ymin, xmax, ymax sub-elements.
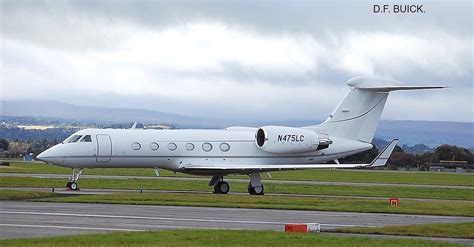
<box><xmin>96</xmin><ymin>134</ymin><xmax>112</xmax><ymax>162</ymax></box>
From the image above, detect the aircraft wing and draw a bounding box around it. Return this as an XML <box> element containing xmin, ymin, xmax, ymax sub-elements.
<box><xmin>180</xmin><ymin>139</ymin><xmax>398</xmax><ymax>173</ymax></box>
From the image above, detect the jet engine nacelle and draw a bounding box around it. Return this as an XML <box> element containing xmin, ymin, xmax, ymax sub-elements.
<box><xmin>255</xmin><ymin>126</ymin><xmax>320</xmax><ymax>154</ymax></box>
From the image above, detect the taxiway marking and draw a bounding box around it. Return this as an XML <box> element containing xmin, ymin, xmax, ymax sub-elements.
<box><xmin>0</xmin><ymin>211</ymin><xmax>358</xmax><ymax>228</ymax></box>
<box><xmin>0</xmin><ymin>223</ymin><xmax>143</xmax><ymax>232</ymax></box>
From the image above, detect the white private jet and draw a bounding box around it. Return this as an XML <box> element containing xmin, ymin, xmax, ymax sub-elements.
<box><xmin>37</xmin><ymin>76</ymin><xmax>445</xmax><ymax>194</ymax></box>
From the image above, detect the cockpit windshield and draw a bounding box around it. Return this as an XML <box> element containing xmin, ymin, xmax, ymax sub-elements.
<box><xmin>80</xmin><ymin>135</ymin><xmax>92</xmax><ymax>142</ymax></box>
<box><xmin>65</xmin><ymin>135</ymin><xmax>82</xmax><ymax>143</ymax></box>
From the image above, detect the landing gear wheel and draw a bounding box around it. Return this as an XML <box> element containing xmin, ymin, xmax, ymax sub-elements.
<box><xmin>248</xmin><ymin>183</ymin><xmax>264</xmax><ymax>195</ymax></box>
<box><xmin>67</xmin><ymin>168</ymin><xmax>83</xmax><ymax>191</ymax></box>
<box><xmin>69</xmin><ymin>182</ymin><xmax>78</xmax><ymax>191</ymax></box>
<box><xmin>213</xmin><ymin>181</ymin><xmax>230</xmax><ymax>194</ymax></box>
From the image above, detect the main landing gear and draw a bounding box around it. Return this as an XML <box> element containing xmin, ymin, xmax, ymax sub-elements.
<box><xmin>209</xmin><ymin>173</ymin><xmax>264</xmax><ymax>195</ymax></box>
<box><xmin>247</xmin><ymin>173</ymin><xmax>264</xmax><ymax>195</ymax></box>
<box><xmin>209</xmin><ymin>176</ymin><xmax>230</xmax><ymax>194</ymax></box>
<box><xmin>66</xmin><ymin>168</ymin><xmax>83</xmax><ymax>191</ymax></box>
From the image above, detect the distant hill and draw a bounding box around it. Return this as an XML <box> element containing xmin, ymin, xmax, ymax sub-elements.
<box><xmin>0</xmin><ymin>100</ymin><xmax>216</xmax><ymax>128</ymax></box>
<box><xmin>1</xmin><ymin>100</ymin><xmax>473</xmax><ymax>148</ymax></box>
<box><xmin>374</xmin><ymin>120</ymin><xmax>473</xmax><ymax>148</ymax></box>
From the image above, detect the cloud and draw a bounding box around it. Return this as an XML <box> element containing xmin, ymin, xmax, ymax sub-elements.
<box><xmin>103</xmin><ymin>22</ymin><xmax>322</xmax><ymax>76</ymax></box>
<box><xmin>1</xmin><ymin>1</ymin><xmax>472</xmax><ymax>122</ymax></box>
<box><xmin>327</xmin><ymin>31</ymin><xmax>472</xmax><ymax>77</ymax></box>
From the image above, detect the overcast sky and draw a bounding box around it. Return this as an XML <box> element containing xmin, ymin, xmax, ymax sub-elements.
<box><xmin>1</xmin><ymin>0</ymin><xmax>473</xmax><ymax>122</ymax></box>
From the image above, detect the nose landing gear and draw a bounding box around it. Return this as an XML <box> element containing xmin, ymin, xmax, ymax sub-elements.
<box><xmin>66</xmin><ymin>168</ymin><xmax>83</xmax><ymax>191</ymax></box>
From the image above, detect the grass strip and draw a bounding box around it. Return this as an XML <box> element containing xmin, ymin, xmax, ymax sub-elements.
<box><xmin>0</xmin><ymin>229</ymin><xmax>463</xmax><ymax>247</ymax></box>
<box><xmin>327</xmin><ymin>222</ymin><xmax>474</xmax><ymax>239</ymax></box>
<box><xmin>0</xmin><ymin>176</ymin><xmax>473</xmax><ymax>201</ymax></box>
<box><xmin>0</xmin><ymin>190</ymin><xmax>58</xmax><ymax>200</ymax></box>
<box><xmin>27</xmin><ymin>191</ymin><xmax>474</xmax><ymax>217</ymax></box>
<box><xmin>2</xmin><ymin>161</ymin><xmax>473</xmax><ymax>186</ymax></box>
<box><xmin>1</xmin><ymin>190</ymin><xmax>473</xmax><ymax>218</ymax></box>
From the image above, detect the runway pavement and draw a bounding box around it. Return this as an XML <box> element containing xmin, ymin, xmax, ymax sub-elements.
<box><xmin>0</xmin><ymin>201</ymin><xmax>473</xmax><ymax>244</ymax></box>
<box><xmin>1</xmin><ymin>186</ymin><xmax>473</xmax><ymax>203</ymax></box>
<box><xmin>1</xmin><ymin>172</ymin><xmax>472</xmax><ymax>189</ymax></box>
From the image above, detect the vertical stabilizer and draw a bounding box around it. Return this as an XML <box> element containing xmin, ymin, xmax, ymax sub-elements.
<box><xmin>307</xmin><ymin>76</ymin><xmax>445</xmax><ymax>143</ymax></box>
<box><xmin>320</xmin><ymin>87</ymin><xmax>388</xmax><ymax>142</ymax></box>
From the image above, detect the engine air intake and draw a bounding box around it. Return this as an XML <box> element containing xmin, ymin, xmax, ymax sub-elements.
<box><xmin>256</xmin><ymin>128</ymin><xmax>266</xmax><ymax>147</ymax></box>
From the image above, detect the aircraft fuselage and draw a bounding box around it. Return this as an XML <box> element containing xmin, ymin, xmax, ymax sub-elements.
<box><xmin>38</xmin><ymin>128</ymin><xmax>371</xmax><ymax>175</ymax></box>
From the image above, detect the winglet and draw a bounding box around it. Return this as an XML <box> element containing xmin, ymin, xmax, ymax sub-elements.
<box><xmin>369</xmin><ymin>139</ymin><xmax>399</xmax><ymax>167</ymax></box>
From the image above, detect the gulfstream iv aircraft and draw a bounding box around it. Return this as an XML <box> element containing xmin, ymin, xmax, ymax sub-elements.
<box><xmin>37</xmin><ymin>76</ymin><xmax>445</xmax><ymax>194</ymax></box>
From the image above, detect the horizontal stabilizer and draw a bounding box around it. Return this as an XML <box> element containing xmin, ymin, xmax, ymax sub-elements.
<box><xmin>347</xmin><ymin>76</ymin><xmax>448</xmax><ymax>92</ymax></box>
<box><xmin>357</xmin><ymin>86</ymin><xmax>447</xmax><ymax>92</ymax></box>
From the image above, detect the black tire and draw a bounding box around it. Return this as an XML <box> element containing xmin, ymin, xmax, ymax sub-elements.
<box><xmin>214</xmin><ymin>181</ymin><xmax>230</xmax><ymax>194</ymax></box>
<box><xmin>66</xmin><ymin>181</ymin><xmax>72</xmax><ymax>189</ymax></box>
<box><xmin>70</xmin><ymin>182</ymin><xmax>78</xmax><ymax>191</ymax></box>
<box><xmin>247</xmin><ymin>183</ymin><xmax>254</xmax><ymax>194</ymax></box>
<box><xmin>248</xmin><ymin>183</ymin><xmax>264</xmax><ymax>195</ymax></box>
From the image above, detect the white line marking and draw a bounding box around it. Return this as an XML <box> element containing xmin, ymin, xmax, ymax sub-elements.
<box><xmin>318</xmin><ymin>224</ymin><xmax>359</xmax><ymax>227</ymax></box>
<box><xmin>0</xmin><ymin>211</ymin><xmax>357</xmax><ymax>228</ymax></box>
<box><xmin>0</xmin><ymin>211</ymin><xmax>285</xmax><ymax>225</ymax></box>
<box><xmin>0</xmin><ymin>223</ymin><xmax>144</xmax><ymax>232</ymax></box>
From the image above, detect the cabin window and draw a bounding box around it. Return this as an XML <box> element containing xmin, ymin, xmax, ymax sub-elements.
<box><xmin>66</xmin><ymin>135</ymin><xmax>82</xmax><ymax>143</ymax></box>
<box><xmin>219</xmin><ymin>143</ymin><xmax>230</xmax><ymax>152</ymax></box>
<box><xmin>131</xmin><ymin>142</ymin><xmax>141</xmax><ymax>150</ymax></box>
<box><xmin>149</xmin><ymin>142</ymin><xmax>159</xmax><ymax>150</ymax></box>
<box><xmin>202</xmin><ymin>142</ymin><xmax>213</xmax><ymax>152</ymax></box>
<box><xmin>185</xmin><ymin>143</ymin><xmax>195</xmax><ymax>151</ymax></box>
<box><xmin>80</xmin><ymin>135</ymin><xmax>92</xmax><ymax>142</ymax></box>
<box><xmin>168</xmin><ymin>142</ymin><xmax>177</xmax><ymax>151</ymax></box>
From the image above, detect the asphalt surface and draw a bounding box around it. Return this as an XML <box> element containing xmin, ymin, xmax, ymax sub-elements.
<box><xmin>0</xmin><ymin>201</ymin><xmax>473</xmax><ymax>244</ymax></box>
<box><xmin>1</xmin><ymin>172</ymin><xmax>473</xmax><ymax>189</ymax></box>
<box><xmin>1</xmin><ymin>186</ymin><xmax>473</xmax><ymax>203</ymax></box>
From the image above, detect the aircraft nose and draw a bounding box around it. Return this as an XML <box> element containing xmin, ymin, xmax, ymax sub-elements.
<box><xmin>36</xmin><ymin>150</ymin><xmax>50</xmax><ymax>163</ymax></box>
<box><xmin>36</xmin><ymin>146</ymin><xmax>61</xmax><ymax>164</ymax></box>
<box><xmin>36</xmin><ymin>151</ymin><xmax>46</xmax><ymax>161</ymax></box>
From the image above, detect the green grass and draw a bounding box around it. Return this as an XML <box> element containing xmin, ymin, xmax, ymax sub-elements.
<box><xmin>0</xmin><ymin>229</ymin><xmax>463</xmax><ymax>247</ymax></box>
<box><xmin>328</xmin><ymin>222</ymin><xmax>474</xmax><ymax>239</ymax></box>
<box><xmin>1</xmin><ymin>176</ymin><xmax>473</xmax><ymax>201</ymax></box>
<box><xmin>0</xmin><ymin>190</ymin><xmax>58</xmax><ymax>200</ymax></box>
<box><xmin>29</xmin><ymin>192</ymin><xmax>474</xmax><ymax>217</ymax></box>
<box><xmin>1</xmin><ymin>190</ymin><xmax>473</xmax><ymax>217</ymax></box>
<box><xmin>2</xmin><ymin>161</ymin><xmax>473</xmax><ymax>186</ymax></box>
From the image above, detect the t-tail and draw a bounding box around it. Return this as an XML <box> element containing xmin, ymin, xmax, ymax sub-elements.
<box><xmin>307</xmin><ymin>76</ymin><xmax>446</xmax><ymax>143</ymax></box>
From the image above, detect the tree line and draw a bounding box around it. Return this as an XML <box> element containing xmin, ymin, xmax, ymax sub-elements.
<box><xmin>341</xmin><ymin>144</ymin><xmax>474</xmax><ymax>168</ymax></box>
<box><xmin>0</xmin><ymin>138</ymin><xmax>59</xmax><ymax>158</ymax></box>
